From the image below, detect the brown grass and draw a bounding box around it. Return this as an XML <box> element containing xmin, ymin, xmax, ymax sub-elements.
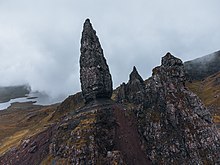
<box><xmin>0</xmin><ymin>102</ymin><xmax>59</xmax><ymax>155</ymax></box>
<box><xmin>186</xmin><ymin>72</ymin><xmax>220</xmax><ymax>107</ymax></box>
<box><xmin>0</xmin><ymin>130</ymin><xmax>29</xmax><ymax>155</ymax></box>
<box><xmin>213</xmin><ymin>116</ymin><xmax>220</xmax><ymax>123</ymax></box>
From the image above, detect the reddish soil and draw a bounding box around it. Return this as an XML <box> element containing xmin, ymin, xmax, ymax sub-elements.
<box><xmin>0</xmin><ymin>126</ymin><xmax>54</xmax><ymax>165</ymax></box>
<box><xmin>113</xmin><ymin>104</ymin><xmax>151</xmax><ymax>165</ymax></box>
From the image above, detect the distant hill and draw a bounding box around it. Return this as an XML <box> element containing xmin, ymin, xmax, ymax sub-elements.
<box><xmin>0</xmin><ymin>85</ymin><xmax>31</xmax><ymax>103</ymax></box>
<box><xmin>184</xmin><ymin>50</ymin><xmax>220</xmax><ymax>80</ymax></box>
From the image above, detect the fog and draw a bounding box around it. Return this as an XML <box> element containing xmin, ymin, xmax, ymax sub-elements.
<box><xmin>0</xmin><ymin>0</ymin><xmax>220</xmax><ymax>100</ymax></box>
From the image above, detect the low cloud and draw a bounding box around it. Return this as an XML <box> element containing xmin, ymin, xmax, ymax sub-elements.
<box><xmin>0</xmin><ymin>0</ymin><xmax>220</xmax><ymax>99</ymax></box>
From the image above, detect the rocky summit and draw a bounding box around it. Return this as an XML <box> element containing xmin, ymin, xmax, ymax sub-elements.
<box><xmin>116</xmin><ymin>52</ymin><xmax>220</xmax><ymax>164</ymax></box>
<box><xmin>80</xmin><ymin>19</ymin><xmax>113</xmax><ymax>103</ymax></box>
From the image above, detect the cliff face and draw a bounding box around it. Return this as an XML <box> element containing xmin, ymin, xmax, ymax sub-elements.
<box><xmin>184</xmin><ymin>50</ymin><xmax>220</xmax><ymax>81</ymax></box>
<box><xmin>116</xmin><ymin>53</ymin><xmax>220</xmax><ymax>164</ymax></box>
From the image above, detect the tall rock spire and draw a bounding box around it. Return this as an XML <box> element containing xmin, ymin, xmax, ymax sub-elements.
<box><xmin>80</xmin><ymin>19</ymin><xmax>113</xmax><ymax>103</ymax></box>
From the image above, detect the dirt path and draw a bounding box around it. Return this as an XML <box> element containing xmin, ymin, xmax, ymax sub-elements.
<box><xmin>113</xmin><ymin>104</ymin><xmax>151</xmax><ymax>165</ymax></box>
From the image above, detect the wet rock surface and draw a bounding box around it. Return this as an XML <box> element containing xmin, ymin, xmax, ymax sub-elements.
<box><xmin>116</xmin><ymin>52</ymin><xmax>220</xmax><ymax>164</ymax></box>
<box><xmin>80</xmin><ymin>19</ymin><xmax>113</xmax><ymax>103</ymax></box>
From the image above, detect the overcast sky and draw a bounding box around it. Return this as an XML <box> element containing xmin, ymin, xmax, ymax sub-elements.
<box><xmin>0</xmin><ymin>0</ymin><xmax>219</xmax><ymax>99</ymax></box>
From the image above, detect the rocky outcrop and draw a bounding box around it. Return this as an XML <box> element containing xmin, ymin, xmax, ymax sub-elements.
<box><xmin>116</xmin><ymin>52</ymin><xmax>220</xmax><ymax>164</ymax></box>
<box><xmin>116</xmin><ymin>66</ymin><xmax>146</xmax><ymax>105</ymax></box>
<box><xmin>80</xmin><ymin>19</ymin><xmax>113</xmax><ymax>103</ymax></box>
<box><xmin>0</xmin><ymin>19</ymin><xmax>151</xmax><ymax>165</ymax></box>
<box><xmin>49</xmin><ymin>100</ymin><xmax>118</xmax><ymax>164</ymax></box>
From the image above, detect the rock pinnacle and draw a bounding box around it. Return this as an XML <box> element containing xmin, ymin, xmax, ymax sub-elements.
<box><xmin>129</xmin><ymin>66</ymin><xmax>144</xmax><ymax>83</ymax></box>
<box><xmin>80</xmin><ymin>19</ymin><xmax>113</xmax><ymax>103</ymax></box>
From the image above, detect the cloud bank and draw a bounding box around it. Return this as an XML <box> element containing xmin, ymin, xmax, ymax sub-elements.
<box><xmin>0</xmin><ymin>0</ymin><xmax>219</xmax><ymax>100</ymax></box>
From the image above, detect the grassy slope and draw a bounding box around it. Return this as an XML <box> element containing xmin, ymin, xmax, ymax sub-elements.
<box><xmin>186</xmin><ymin>71</ymin><xmax>220</xmax><ymax>125</ymax></box>
<box><xmin>0</xmin><ymin>102</ymin><xmax>59</xmax><ymax>155</ymax></box>
<box><xmin>0</xmin><ymin>93</ymin><xmax>83</xmax><ymax>156</ymax></box>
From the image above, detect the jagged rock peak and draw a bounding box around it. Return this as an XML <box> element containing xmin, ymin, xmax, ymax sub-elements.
<box><xmin>116</xmin><ymin>66</ymin><xmax>145</xmax><ymax>104</ymax></box>
<box><xmin>129</xmin><ymin>66</ymin><xmax>144</xmax><ymax>83</ymax></box>
<box><xmin>153</xmin><ymin>52</ymin><xmax>186</xmax><ymax>83</ymax></box>
<box><xmin>80</xmin><ymin>19</ymin><xmax>113</xmax><ymax>103</ymax></box>
<box><xmin>162</xmin><ymin>52</ymin><xmax>183</xmax><ymax>67</ymax></box>
<box><xmin>84</xmin><ymin>18</ymin><xmax>92</xmax><ymax>28</ymax></box>
<box><xmin>137</xmin><ymin>54</ymin><xmax>219</xmax><ymax>163</ymax></box>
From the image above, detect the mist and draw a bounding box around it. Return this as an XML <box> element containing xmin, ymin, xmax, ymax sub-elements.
<box><xmin>0</xmin><ymin>0</ymin><xmax>220</xmax><ymax>100</ymax></box>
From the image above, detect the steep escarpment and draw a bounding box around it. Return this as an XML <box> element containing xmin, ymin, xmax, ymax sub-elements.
<box><xmin>116</xmin><ymin>53</ymin><xmax>220</xmax><ymax>164</ymax></box>
<box><xmin>184</xmin><ymin>50</ymin><xmax>220</xmax><ymax>81</ymax></box>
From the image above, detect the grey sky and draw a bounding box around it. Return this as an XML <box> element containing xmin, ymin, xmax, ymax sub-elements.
<box><xmin>0</xmin><ymin>0</ymin><xmax>219</xmax><ymax>99</ymax></box>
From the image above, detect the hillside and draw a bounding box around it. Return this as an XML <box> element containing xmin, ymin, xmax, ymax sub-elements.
<box><xmin>0</xmin><ymin>85</ymin><xmax>31</xmax><ymax>103</ymax></box>
<box><xmin>184</xmin><ymin>50</ymin><xmax>220</xmax><ymax>80</ymax></box>
<box><xmin>186</xmin><ymin>71</ymin><xmax>220</xmax><ymax>129</ymax></box>
<box><xmin>186</xmin><ymin>72</ymin><xmax>220</xmax><ymax>107</ymax></box>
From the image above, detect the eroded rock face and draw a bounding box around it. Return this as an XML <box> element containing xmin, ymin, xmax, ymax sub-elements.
<box><xmin>116</xmin><ymin>66</ymin><xmax>146</xmax><ymax>105</ymax></box>
<box><xmin>80</xmin><ymin>19</ymin><xmax>113</xmax><ymax>103</ymax></box>
<box><xmin>116</xmin><ymin>53</ymin><xmax>220</xmax><ymax>164</ymax></box>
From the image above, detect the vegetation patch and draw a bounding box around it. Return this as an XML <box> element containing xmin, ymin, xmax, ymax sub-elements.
<box><xmin>213</xmin><ymin>116</ymin><xmax>220</xmax><ymax>123</ymax></box>
<box><xmin>0</xmin><ymin>129</ymin><xmax>29</xmax><ymax>155</ymax></box>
